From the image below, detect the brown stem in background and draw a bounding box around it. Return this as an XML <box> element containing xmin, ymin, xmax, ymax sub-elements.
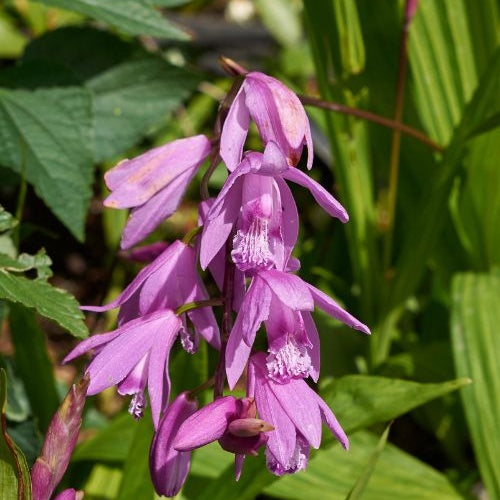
<box><xmin>299</xmin><ymin>94</ymin><xmax>441</xmax><ymax>152</ymax></box>
<box><xmin>214</xmin><ymin>236</ymin><xmax>235</xmax><ymax>399</ymax></box>
<box><xmin>383</xmin><ymin>0</ymin><xmax>420</xmax><ymax>270</ymax></box>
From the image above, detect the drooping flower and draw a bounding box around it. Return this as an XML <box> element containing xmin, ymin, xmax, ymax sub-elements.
<box><xmin>248</xmin><ymin>353</ymin><xmax>348</xmax><ymax>476</ymax></box>
<box><xmin>225</xmin><ymin>269</ymin><xmax>370</xmax><ymax>389</ymax></box>
<box><xmin>150</xmin><ymin>392</ymin><xmax>198</xmax><ymax>497</ymax></box>
<box><xmin>31</xmin><ymin>377</ymin><xmax>88</xmax><ymax>500</ymax></box>
<box><xmin>200</xmin><ymin>142</ymin><xmax>347</xmax><ymax>272</ymax></box>
<box><xmin>220</xmin><ymin>71</ymin><xmax>313</xmax><ymax>171</ymax></box>
<box><xmin>65</xmin><ymin>241</ymin><xmax>219</xmax><ymax>427</ymax></box>
<box><xmin>173</xmin><ymin>396</ymin><xmax>273</xmax><ymax>479</ymax></box>
<box><xmin>104</xmin><ymin>135</ymin><xmax>211</xmax><ymax>249</ymax></box>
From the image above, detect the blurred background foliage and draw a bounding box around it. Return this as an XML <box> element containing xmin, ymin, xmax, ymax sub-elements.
<box><xmin>0</xmin><ymin>0</ymin><xmax>498</xmax><ymax>498</ymax></box>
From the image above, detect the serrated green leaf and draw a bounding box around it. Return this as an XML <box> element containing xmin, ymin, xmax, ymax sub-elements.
<box><xmin>35</xmin><ymin>0</ymin><xmax>188</xmax><ymax>39</ymax></box>
<box><xmin>87</xmin><ymin>57</ymin><xmax>200</xmax><ymax>161</ymax></box>
<box><xmin>0</xmin><ymin>270</ymin><xmax>88</xmax><ymax>338</ymax></box>
<box><xmin>0</xmin><ymin>368</ymin><xmax>32</xmax><ymax>500</ymax></box>
<box><xmin>0</xmin><ymin>248</ymin><xmax>52</xmax><ymax>279</ymax></box>
<box><xmin>0</xmin><ymin>206</ymin><xmax>18</xmax><ymax>233</ymax></box>
<box><xmin>0</xmin><ymin>86</ymin><xmax>94</xmax><ymax>240</ymax></box>
<box><xmin>451</xmin><ymin>271</ymin><xmax>500</xmax><ymax>499</ymax></box>
<box><xmin>264</xmin><ymin>431</ymin><xmax>462</xmax><ymax>500</ymax></box>
<box><xmin>9</xmin><ymin>304</ymin><xmax>60</xmax><ymax>433</ymax></box>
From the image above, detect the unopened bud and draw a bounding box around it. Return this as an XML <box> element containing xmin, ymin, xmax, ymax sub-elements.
<box><xmin>228</xmin><ymin>418</ymin><xmax>274</xmax><ymax>437</ymax></box>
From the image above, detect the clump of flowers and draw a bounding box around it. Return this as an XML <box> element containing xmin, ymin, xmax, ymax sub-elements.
<box><xmin>65</xmin><ymin>59</ymin><xmax>370</xmax><ymax>497</ymax></box>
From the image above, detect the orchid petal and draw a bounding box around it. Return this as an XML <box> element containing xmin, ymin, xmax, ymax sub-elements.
<box><xmin>220</xmin><ymin>87</ymin><xmax>250</xmax><ymax>171</ymax></box>
<box><xmin>308</xmin><ymin>284</ymin><xmax>371</xmax><ymax>334</ymax></box>
<box><xmin>314</xmin><ymin>392</ymin><xmax>349</xmax><ymax>450</ymax></box>
<box><xmin>301</xmin><ymin>311</ymin><xmax>320</xmax><ymax>382</ymax></box>
<box><xmin>282</xmin><ymin>168</ymin><xmax>349</xmax><ymax>223</ymax></box>
<box><xmin>174</xmin><ymin>397</ymin><xmax>238</xmax><ymax>451</ymax></box>
<box><xmin>226</xmin><ymin>278</ymin><xmax>272</xmax><ymax>389</ymax></box>
<box><xmin>150</xmin><ymin>392</ymin><xmax>198</xmax><ymax>497</ymax></box>
<box><xmin>147</xmin><ymin>314</ymin><xmax>181</xmax><ymax>428</ymax></box>
<box><xmin>275</xmin><ymin>177</ymin><xmax>298</xmax><ymax>269</ymax></box>
<box><xmin>104</xmin><ymin>135</ymin><xmax>210</xmax><ymax>208</ymax></box>
<box><xmin>121</xmin><ymin>166</ymin><xmax>198</xmax><ymax>249</ymax></box>
<box><xmin>62</xmin><ymin>329</ymin><xmax>121</xmax><ymax>364</ymax></box>
<box><xmin>85</xmin><ymin>310</ymin><xmax>176</xmax><ymax>395</ymax></box>
<box><xmin>259</xmin><ymin>141</ymin><xmax>289</xmax><ymax>176</ymax></box>
<box><xmin>258</xmin><ymin>270</ymin><xmax>314</xmax><ymax>311</ymax></box>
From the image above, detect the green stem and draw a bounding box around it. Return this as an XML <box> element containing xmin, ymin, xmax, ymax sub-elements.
<box><xmin>182</xmin><ymin>226</ymin><xmax>202</xmax><ymax>245</ymax></box>
<box><xmin>382</xmin><ymin>0</ymin><xmax>420</xmax><ymax>271</ymax></box>
<box><xmin>175</xmin><ymin>298</ymin><xmax>224</xmax><ymax>316</ymax></box>
<box><xmin>13</xmin><ymin>143</ymin><xmax>28</xmax><ymax>249</ymax></box>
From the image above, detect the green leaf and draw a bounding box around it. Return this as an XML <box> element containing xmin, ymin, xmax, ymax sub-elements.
<box><xmin>0</xmin><ymin>249</ymin><xmax>52</xmax><ymax>279</ymax></box>
<box><xmin>9</xmin><ymin>304</ymin><xmax>60</xmax><ymax>433</ymax></box>
<box><xmin>322</xmin><ymin>375</ymin><xmax>471</xmax><ymax>435</ymax></box>
<box><xmin>87</xmin><ymin>57</ymin><xmax>200</xmax><ymax>161</ymax></box>
<box><xmin>35</xmin><ymin>0</ymin><xmax>188</xmax><ymax>39</ymax></box>
<box><xmin>0</xmin><ymin>270</ymin><xmax>88</xmax><ymax>338</ymax></box>
<box><xmin>72</xmin><ymin>412</ymin><xmax>135</xmax><ymax>462</ymax></box>
<box><xmin>254</xmin><ymin>0</ymin><xmax>302</xmax><ymax>47</ymax></box>
<box><xmin>116</xmin><ymin>414</ymin><xmax>154</xmax><ymax>500</ymax></box>
<box><xmin>0</xmin><ymin>206</ymin><xmax>18</xmax><ymax>233</ymax></box>
<box><xmin>0</xmin><ymin>12</ymin><xmax>28</xmax><ymax>58</ymax></box>
<box><xmin>451</xmin><ymin>271</ymin><xmax>500</xmax><ymax>499</ymax></box>
<box><xmin>264</xmin><ymin>431</ymin><xmax>462</xmax><ymax>500</ymax></box>
<box><xmin>331</xmin><ymin>0</ymin><xmax>365</xmax><ymax>75</ymax></box>
<box><xmin>345</xmin><ymin>424</ymin><xmax>391</xmax><ymax>500</ymax></box>
<box><xmin>0</xmin><ymin>86</ymin><xmax>94</xmax><ymax>240</ymax></box>
<box><xmin>0</xmin><ymin>368</ymin><xmax>32</xmax><ymax>500</ymax></box>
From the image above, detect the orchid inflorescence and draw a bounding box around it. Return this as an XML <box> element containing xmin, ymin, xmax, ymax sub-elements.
<box><xmin>64</xmin><ymin>61</ymin><xmax>370</xmax><ymax>497</ymax></box>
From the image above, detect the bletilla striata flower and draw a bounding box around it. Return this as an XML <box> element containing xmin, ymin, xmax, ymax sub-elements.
<box><xmin>64</xmin><ymin>241</ymin><xmax>220</xmax><ymax>428</ymax></box>
<box><xmin>200</xmin><ymin>142</ymin><xmax>348</xmax><ymax>273</ymax></box>
<box><xmin>225</xmin><ymin>269</ymin><xmax>371</xmax><ymax>389</ymax></box>
<box><xmin>248</xmin><ymin>353</ymin><xmax>348</xmax><ymax>476</ymax></box>
<box><xmin>220</xmin><ymin>71</ymin><xmax>313</xmax><ymax>170</ymax></box>
<box><xmin>104</xmin><ymin>135</ymin><xmax>211</xmax><ymax>249</ymax></box>
<box><xmin>150</xmin><ymin>392</ymin><xmax>198</xmax><ymax>497</ymax></box>
<box><xmin>173</xmin><ymin>396</ymin><xmax>273</xmax><ymax>479</ymax></box>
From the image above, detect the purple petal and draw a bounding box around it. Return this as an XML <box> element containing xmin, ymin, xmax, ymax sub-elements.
<box><xmin>148</xmin><ymin>317</ymin><xmax>181</xmax><ymax>429</ymax></box>
<box><xmin>259</xmin><ymin>141</ymin><xmax>289</xmax><ymax>176</ymax></box>
<box><xmin>268</xmin><ymin>377</ymin><xmax>322</xmax><ymax>448</ymax></box>
<box><xmin>234</xmin><ymin>454</ymin><xmax>245</xmax><ymax>481</ymax></box>
<box><xmin>121</xmin><ymin>165</ymin><xmax>198</xmax><ymax>249</ymax></box>
<box><xmin>314</xmin><ymin>392</ymin><xmax>349</xmax><ymax>450</ymax></box>
<box><xmin>104</xmin><ymin>135</ymin><xmax>210</xmax><ymax>208</ymax></box>
<box><xmin>120</xmin><ymin>241</ymin><xmax>169</xmax><ymax>263</ymax></box>
<box><xmin>282</xmin><ymin>168</ymin><xmax>349</xmax><ymax>222</ymax></box>
<box><xmin>220</xmin><ymin>87</ymin><xmax>250</xmax><ymax>171</ymax></box>
<box><xmin>62</xmin><ymin>329</ymin><xmax>121</xmax><ymax>364</ymax></box>
<box><xmin>226</xmin><ymin>278</ymin><xmax>272</xmax><ymax>389</ymax></box>
<box><xmin>307</xmin><ymin>284</ymin><xmax>371</xmax><ymax>334</ymax></box>
<box><xmin>150</xmin><ymin>392</ymin><xmax>198</xmax><ymax>497</ymax></box>
<box><xmin>199</xmin><ymin>164</ymin><xmax>250</xmax><ymax>269</ymax></box>
<box><xmin>174</xmin><ymin>397</ymin><xmax>237</xmax><ymax>451</ymax></box>
<box><xmin>254</xmin><ymin>374</ymin><xmax>296</xmax><ymax>467</ymax></box>
<box><xmin>117</xmin><ymin>354</ymin><xmax>148</xmax><ymax>395</ymax></box>
<box><xmin>258</xmin><ymin>270</ymin><xmax>314</xmax><ymax>311</ymax></box>
<box><xmin>85</xmin><ymin>310</ymin><xmax>178</xmax><ymax>395</ymax></box>
<box><xmin>275</xmin><ymin>177</ymin><xmax>298</xmax><ymax>269</ymax></box>
<box><xmin>53</xmin><ymin>489</ymin><xmax>78</xmax><ymax>500</ymax></box>
<box><xmin>301</xmin><ymin>311</ymin><xmax>320</xmax><ymax>382</ymax></box>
